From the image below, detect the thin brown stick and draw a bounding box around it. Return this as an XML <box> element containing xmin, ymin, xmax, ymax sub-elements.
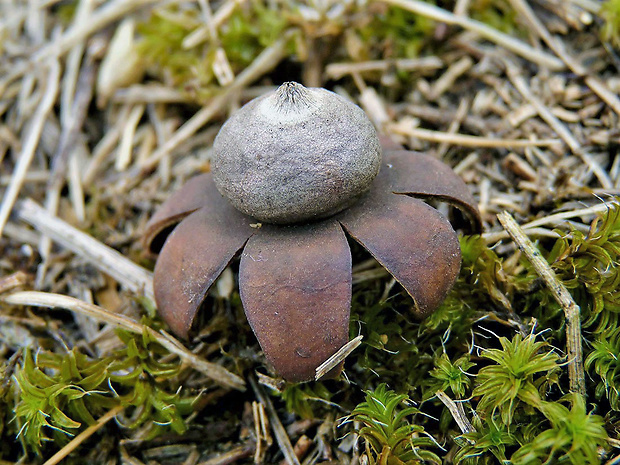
<box><xmin>1</xmin><ymin>291</ymin><xmax>246</xmax><ymax>390</ymax></box>
<box><xmin>497</xmin><ymin>211</ymin><xmax>586</xmax><ymax>396</ymax></box>
<box><xmin>14</xmin><ymin>198</ymin><xmax>154</xmax><ymax>299</ymax></box>
<box><xmin>388</xmin><ymin>124</ymin><xmax>561</xmax><ymax>148</ymax></box>
<box><xmin>42</xmin><ymin>405</ymin><xmax>125</xmax><ymax>465</ymax></box>
<box><xmin>0</xmin><ymin>60</ymin><xmax>60</xmax><ymax>237</ymax></box>
<box><xmin>250</xmin><ymin>377</ymin><xmax>301</xmax><ymax>465</ymax></box>
<box><xmin>380</xmin><ymin>0</ymin><xmax>565</xmax><ymax>70</ymax></box>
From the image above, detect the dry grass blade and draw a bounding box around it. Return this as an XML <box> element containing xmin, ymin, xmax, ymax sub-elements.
<box><xmin>508</xmin><ymin>0</ymin><xmax>620</xmax><ymax>117</ymax></box>
<box><xmin>388</xmin><ymin>125</ymin><xmax>562</xmax><ymax>149</ymax></box>
<box><xmin>14</xmin><ymin>198</ymin><xmax>154</xmax><ymax>300</ymax></box>
<box><xmin>505</xmin><ymin>61</ymin><xmax>613</xmax><ymax>189</ymax></box>
<box><xmin>325</xmin><ymin>57</ymin><xmax>443</xmax><ymax>79</ymax></box>
<box><xmin>497</xmin><ymin>211</ymin><xmax>586</xmax><ymax>396</ymax></box>
<box><xmin>381</xmin><ymin>0</ymin><xmax>565</xmax><ymax>70</ymax></box>
<box><xmin>1</xmin><ymin>291</ymin><xmax>246</xmax><ymax>390</ymax></box>
<box><xmin>0</xmin><ymin>60</ymin><xmax>60</xmax><ymax>236</ymax></box>
<box><xmin>435</xmin><ymin>390</ymin><xmax>476</xmax><ymax>434</ymax></box>
<box><xmin>522</xmin><ymin>202</ymin><xmax>619</xmax><ymax>229</ymax></box>
<box><xmin>250</xmin><ymin>378</ymin><xmax>301</xmax><ymax>465</ymax></box>
<box><xmin>315</xmin><ymin>335</ymin><xmax>363</xmax><ymax>380</ymax></box>
<box><xmin>0</xmin><ymin>0</ymin><xmax>158</xmax><ymax>95</ymax></box>
<box><xmin>42</xmin><ymin>405</ymin><xmax>125</xmax><ymax>465</ymax></box>
<box><xmin>196</xmin><ymin>445</ymin><xmax>254</xmax><ymax>465</ymax></box>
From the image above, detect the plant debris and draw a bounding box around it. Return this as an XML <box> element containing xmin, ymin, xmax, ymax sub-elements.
<box><xmin>1</xmin><ymin>0</ymin><xmax>620</xmax><ymax>463</ymax></box>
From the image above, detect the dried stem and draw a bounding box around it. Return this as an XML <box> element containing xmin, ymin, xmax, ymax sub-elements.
<box><xmin>508</xmin><ymin>0</ymin><xmax>620</xmax><ymax>117</ymax></box>
<box><xmin>0</xmin><ymin>0</ymin><xmax>157</xmax><ymax>95</ymax></box>
<box><xmin>250</xmin><ymin>377</ymin><xmax>301</xmax><ymax>465</ymax></box>
<box><xmin>435</xmin><ymin>390</ymin><xmax>476</xmax><ymax>434</ymax></box>
<box><xmin>1</xmin><ymin>291</ymin><xmax>245</xmax><ymax>390</ymax></box>
<box><xmin>505</xmin><ymin>61</ymin><xmax>613</xmax><ymax>189</ymax></box>
<box><xmin>14</xmin><ymin>198</ymin><xmax>154</xmax><ymax>299</ymax></box>
<box><xmin>0</xmin><ymin>60</ymin><xmax>60</xmax><ymax>236</ymax></box>
<box><xmin>42</xmin><ymin>405</ymin><xmax>125</xmax><ymax>465</ymax></box>
<box><xmin>315</xmin><ymin>335</ymin><xmax>363</xmax><ymax>380</ymax></box>
<box><xmin>388</xmin><ymin>125</ymin><xmax>562</xmax><ymax>149</ymax></box>
<box><xmin>497</xmin><ymin>211</ymin><xmax>586</xmax><ymax>397</ymax></box>
<box><xmin>381</xmin><ymin>0</ymin><xmax>565</xmax><ymax>70</ymax></box>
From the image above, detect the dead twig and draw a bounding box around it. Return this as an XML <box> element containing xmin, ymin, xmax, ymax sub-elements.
<box><xmin>509</xmin><ymin>0</ymin><xmax>620</xmax><ymax>117</ymax></box>
<box><xmin>505</xmin><ymin>61</ymin><xmax>613</xmax><ymax>189</ymax></box>
<box><xmin>315</xmin><ymin>335</ymin><xmax>363</xmax><ymax>380</ymax></box>
<box><xmin>0</xmin><ymin>0</ymin><xmax>157</xmax><ymax>95</ymax></box>
<box><xmin>0</xmin><ymin>60</ymin><xmax>60</xmax><ymax>237</ymax></box>
<box><xmin>14</xmin><ymin>198</ymin><xmax>154</xmax><ymax>300</ymax></box>
<box><xmin>381</xmin><ymin>0</ymin><xmax>565</xmax><ymax>70</ymax></box>
<box><xmin>250</xmin><ymin>377</ymin><xmax>301</xmax><ymax>465</ymax></box>
<box><xmin>435</xmin><ymin>391</ymin><xmax>476</xmax><ymax>434</ymax></box>
<box><xmin>388</xmin><ymin>124</ymin><xmax>562</xmax><ymax>149</ymax></box>
<box><xmin>1</xmin><ymin>291</ymin><xmax>246</xmax><ymax>390</ymax></box>
<box><xmin>42</xmin><ymin>405</ymin><xmax>125</xmax><ymax>465</ymax></box>
<box><xmin>497</xmin><ymin>211</ymin><xmax>586</xmax><ymax>397</ymax></box>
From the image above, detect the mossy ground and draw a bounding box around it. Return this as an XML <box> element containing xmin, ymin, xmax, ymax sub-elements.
<box><xmin>1</xmin><ymin>0</ymin><xmax>620</xmax><ymax>464</ymax></box>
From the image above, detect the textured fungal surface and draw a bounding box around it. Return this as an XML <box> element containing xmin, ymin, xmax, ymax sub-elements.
<box><xmin>212</xmin><ymin>82</ymin><xmax>381</xmax><ymax>224</ymax></box>
<box><xmin>145</xmin><ymin>133</ymin><xmax>481</xmax><ymax>381</ymax></box>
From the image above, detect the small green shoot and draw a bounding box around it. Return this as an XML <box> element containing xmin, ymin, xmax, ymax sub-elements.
<box><xmin>473</xmin><ymin>333</ymin><xmax>560</xmax><ymax>424</ymax></box>
<box><xmin>345</xmin><ymin>383</ymin><xmax>441</xmax><ymax>465</ymax></box>
<box><xmin>427</xmin><ymin>353</ymin><xmax>475</xmax><ymax>399</ymax></box>
<box><xmin>601</xmin><ymin>0</ymin><xmax>620</xmax><ymax>46</ymax></box>
<box><xmin>511</xmin><ymin>394</ymin><xmax>607</xmax><ymax>464</ymax></box>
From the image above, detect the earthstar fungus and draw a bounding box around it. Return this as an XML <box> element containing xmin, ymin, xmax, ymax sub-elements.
<box><xmin>143</xmin><ymin>82</ymin><xmax>482</xmax><ymax>382</ymax></box>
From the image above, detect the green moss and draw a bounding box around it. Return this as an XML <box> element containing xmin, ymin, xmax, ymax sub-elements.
<box><xmin>426</xmin><ymin>353</ymin><xmax>475</xmax><ymax>399</ymax></box>
<box><xmin>135</xmin><ymin>3</ymin><xmax>289</xmax><ymax>104</ymax></box>
<box><xmin>11</xmin><ymin>327</ymin><xmax>197</xmax><ymax>456</ymax></box>
<box><xmin>585</xmin><ymin>326</ymin><xmax>620</xmax><ymax>411</ymax></box>
<box><xmin>511</xmin><ymin>393</ymin><xmax>608</xmax><ymax>464</ymax></box>
<box><xmin>219</xmin><ymin>2</ymin><xmax>288</xmax><ymax>67</ymax></box>
<box><xmin>601</xmin><ymin>0</ymin><xmax>620</xmax><ymax>46</ymax></box>
<box><xmin>473</xmin><ymin>334</ymin><xmax>560</xmax><ymax>425</ymax></box>
<box><xmin>278</xmin><ymin>382</ymin><xmax>336</xmax><ymax>419</ymax></box>
<box><xmin>547</xmin><ymin>203</ymin><xmax>620</xmax><ymax>330</ymax></box>
<box><xmin>136</xmin><ymin>10</ymin><xmax>213</xmax><ymax>95</ymax></box>
<box><xmin>469</xmin><ymin>0</ymin><xmax>521</xmax><ymax>34</ymax></box>
<box><xmin>345</xmin><ymin>383</ymin><xmax>441</xmax><ymax>464</ymax></box>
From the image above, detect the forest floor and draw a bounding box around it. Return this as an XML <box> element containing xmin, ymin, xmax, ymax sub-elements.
<box><xmin>1</xmin><ymin>1</ymin><xmax>620</xmax><ymax>464</ymax></box>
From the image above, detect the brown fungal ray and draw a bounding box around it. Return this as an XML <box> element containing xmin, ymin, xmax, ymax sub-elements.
<box><xmin>337</xmin><ymin>165</ymin><xmax>461</xmax><ymax>318</ymax></box>
<box><xmin>153</xmin><ymin>201</ymin><xmax>255</xmax><ymax>338</ymax></box>
<box><xmin>239</xmin><ymin>221</ymin><xmax>352</xmax><ymax>382</ymax></box>
<box><xmin>382</xmin><ymin>147</ymin><xmax>483</xmax><ymax>234</ymax></box>
<box><xmin>378</xmin><ymin>134</ymin><xmax>402</xmax><ymax>151</ymax></box>
<box><xmin>143</xmin><ymin>173</ymin><xmax>215</xmax><ymax>255</ymax></box>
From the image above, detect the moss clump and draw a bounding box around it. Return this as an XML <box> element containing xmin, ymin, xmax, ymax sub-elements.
<box><xmin>345</xmin><ymin>383</ymin><xmax>441</xmax><ymax>464</ymax></box>
<box><xmin>11</xmin><ymin>328</ymin><xmax>197</xmax><ymax>457</ymax></box>
<box><xmin>601</xmin><ymin>0</ymin><xmax>620</xmax><ymax>46</ymax></box>
<box><xmin>136</xmin><ymin>3</ymin><xmax>288</xmax><ymax>104</ymax></box>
